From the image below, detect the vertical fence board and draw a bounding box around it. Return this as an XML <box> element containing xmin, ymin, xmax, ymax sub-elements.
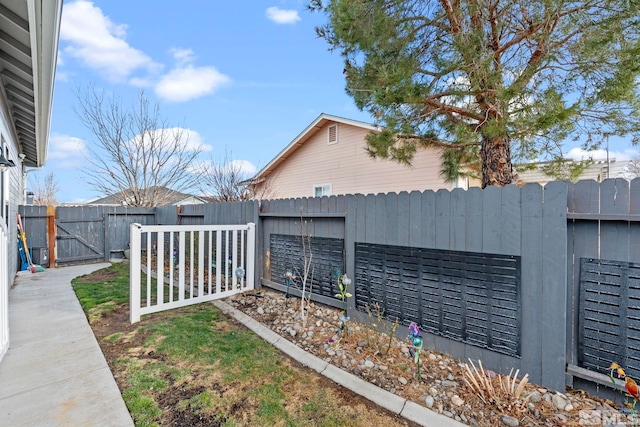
<box><xmin>520</xmin><ymin>183</ymin><xmax>543</xmax><ymax>383</ymax></box>
<box><xmin>374</xmin><ymin>193</ymin><xmax>386</xmax><ymax>245</ymax></box>
<box><xmin>408</xmin><ymin>191</ymin><xmax>422</xmax><ymax>248</ymax></box>
<box><xmin>396</xmin><ymin>192</ymin><xmax>410</xmax><ymax>246</ymax></box>
<box><xmin>433</xmin><ymin>191</ymin><xmax>452</xmax><ymax>355</ymax></box>
<box><xmin>386</xmin><ymin>192</ymin><xmax>399</xmax><ymax>246</ymax></box>
<box><xmin>600</xmin><ymin>179</ymin><xmax>630</xmax><ymax>262</ymax></box>
<box><xmin>435</xmin><ymin>189</ymin><xmax>451</xmax><ymax>250</ymax></box>
<box><xmin>481</xmin><ymin>186</ymin><xmax>502</xmax><ymax>253</ymax></box>
<box><xmin>464</xmin><ymin>185</ymin><xmax>487</xmax><ymax>363</ymax></box>
<box><xmin>464</xmin><ymin>188</ymin><xmax>483</xmax><ymax>253</ymax></box>
<box><xmin>501</xmin><ymin>185</ymin><xmax>521</xmax><ymax>255</ymax></box>
<box><xmin>421</xmin><ymin>191</ymin><xmax>436</xmax><ymax>248</ymax></box>
<box><xmin>450</xmin><ymin>188</ymin><xmax>465</xmax><ymax>251</ymax></box>
<box><xmin>364</xmin><ymin>194</ymin><xmax>375</xmax><ymax>243</ymax></box>
<box><xmin>541</xmin><ymin>182</ymin><xmax>568</xmax><ymax>391</ymax></box>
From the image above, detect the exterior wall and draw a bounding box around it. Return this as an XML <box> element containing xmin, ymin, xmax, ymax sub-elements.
<box><xmin>0</xmin><ymin>95</ymin><xmax>24</xmax><ymax>282</ymax></box>
<box><xmin>258</xmin><ymin>121</ymin><xmax>453</xmax><ymax>199</ymax></box>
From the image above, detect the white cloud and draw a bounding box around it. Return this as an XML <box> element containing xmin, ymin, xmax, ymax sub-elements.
<box><xmin>60</xmin><ymin>2</ymin><xmax>229</xmax><ymax>102</ymax></box>
<box><xmin>566</xmin><ymin>147</ymin><xmax>639</xmax><ymax>162</ymax></box>
<box><xmin>266</xmin><ymin>6</ymin><xmax>301</xmax><ymax>24</ymax></box>
<box><xmin>60</xmin><ymin>0</ymin><xmax>159</xmax><ymax>82</ymax></box>
<box><xmin>128</xmin><ymin>76</ymin><xmax>154</xmax><ymax>88</ymax></box>
<box><xmin>47</xmin><ymin>134</ymin><xmax>86</xmax><ymax>167</ymax></box>
<box><xmin>154</xmin><ymin>50</ymin><xmax>230</xmax><ymax>102</ymax></box>
<box><xmin>170</xmin><ymin>48</ymin><xmax>196</xmax><ymax>67</ymax></box>
<box><xmin>227</xmin><ymin>160</ymin><xmax>257</xmax><ymax>176</ymax></box>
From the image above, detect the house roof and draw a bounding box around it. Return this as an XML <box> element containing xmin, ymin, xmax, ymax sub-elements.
<box><xmin>251</xmin><ymin>113</ymin><xmax>378</xmax><ymax>181</ymax></box>
<box><xmin>89</xmin><ymin>186</ymin><xmax>207</xmax><ymax>206</ymax></box>
<box><xmin>0</xmin><ymin>0</ymin><xmax>62</xmax><ymax>167</ymax></box>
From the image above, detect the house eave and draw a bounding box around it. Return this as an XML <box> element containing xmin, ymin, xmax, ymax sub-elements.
<box><xmin>0</xmin><ymin>0</ymin><xmax>62</xmax><ymax>167</ymax></box>
<box><xmin>251</xmin><ymin>113</ymin><xmax>379</xmax><ymax>183</ymax></box>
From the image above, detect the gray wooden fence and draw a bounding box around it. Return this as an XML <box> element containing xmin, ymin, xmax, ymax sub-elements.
<box><xmin>255</xmin><ymin>184</ymin><xmax>567</xmax><ymax>391</ymax></box>
<box><xmin>19</xmin><ymin>205</ymin><xmax>156</xmax><ymax>266</ymax></box>
<box><xmin>18</xmin><ymin>179</ymin><xmax>640</xmax><ymax>395</ymax></box>
<box><xmin>566</xmin><ymin>179</ymin><xmax>640</xmax><ymax>392</ymax></box>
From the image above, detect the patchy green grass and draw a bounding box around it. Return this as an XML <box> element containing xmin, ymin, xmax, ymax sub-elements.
<box><xmin>74</xmin><ymin>264</ymin><xmax>411</xmax><ymax>427</ymax></box>
<box><xmin>72</xmin><ymin>263</ymin><xmax>130</xmax><ymax>310</ymax></box>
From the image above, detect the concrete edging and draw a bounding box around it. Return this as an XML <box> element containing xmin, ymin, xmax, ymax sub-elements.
<box><xmin>213</xmin><ymin>300</ymin><xmax>467</xmax><ymax>427</ymax></box>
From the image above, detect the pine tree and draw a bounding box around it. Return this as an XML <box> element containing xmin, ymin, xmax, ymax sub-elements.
<box><xmin>311</xmin><ymin>0</ymin><xmax>640</xmax><ymax>187</ymax></box>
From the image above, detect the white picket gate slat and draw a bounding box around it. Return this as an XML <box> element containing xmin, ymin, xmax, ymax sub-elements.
<box><xmin>130</xmin><ymin>223</ymin><xmax>255</xmax><ymax>323</ymax></box>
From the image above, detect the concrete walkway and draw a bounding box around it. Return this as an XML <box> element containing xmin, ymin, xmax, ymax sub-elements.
<box><xmin>0</xmin><ymin>264</ymin><xmax>134</xmax><ymax>427</ymax></box>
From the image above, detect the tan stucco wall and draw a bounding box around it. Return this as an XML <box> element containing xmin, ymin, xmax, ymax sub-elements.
<box><xmin>257</xmin><ymin>121</ymin><xmax>453</xmax><ymax>199</ymax></box>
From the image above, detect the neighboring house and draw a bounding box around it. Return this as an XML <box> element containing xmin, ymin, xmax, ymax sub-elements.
<box><xmin>0</xmin><ymin>0</ymin><xmax>63</xmax><ymax>362</ymax></box>
<box><xmin>88</xmin><ymin>186</ymin><xmax>207</xmax><ymax>206</ymax></box>
<box><xmin>517</xmin><ymin>159</ymin><xmax>630</xmax><ymax>186</ymax></box>
<box><xmin>249</xmin><ymin>114</ymin><xmax>461</xmax><ymax>199</ymax></box>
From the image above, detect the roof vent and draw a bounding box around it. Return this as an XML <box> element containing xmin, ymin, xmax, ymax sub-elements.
<box><xmin>328</xmin><ymin>124</ymin><xmax>338</xmax><ymax>145</ymax></box>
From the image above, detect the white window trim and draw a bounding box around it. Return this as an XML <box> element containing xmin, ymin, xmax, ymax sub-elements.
<box><xmin>313</xmin><ymin>183</ymin><xmax>332</xmax><ymax>197</ymax></box>
<box><xmin>327</xmin><ymin>124</ymin><xmax>338</xmax><ymax>145</ymax></box>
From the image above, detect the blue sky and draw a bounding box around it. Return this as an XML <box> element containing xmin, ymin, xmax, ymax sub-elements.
<box><xmin>41</xmin><ymin>0</ymin><xmax>372</xmax><ymax>203</ymax></box>
<box><xmin>35</xmin><ymin>0</ymin><xmax>640</xmax><ymax>203</ymax></box>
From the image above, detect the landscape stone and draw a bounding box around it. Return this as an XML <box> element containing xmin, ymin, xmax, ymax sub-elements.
<box><xmin>501</xmin><ymin>415</ymin><xmax>519</xmax><ymax>427</ymax></box>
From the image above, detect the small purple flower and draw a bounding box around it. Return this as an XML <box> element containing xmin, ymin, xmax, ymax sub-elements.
<box><xmin>408</xmin><ymin>322</ymin><xmax>420</xmax><ymax>338</ymax></box>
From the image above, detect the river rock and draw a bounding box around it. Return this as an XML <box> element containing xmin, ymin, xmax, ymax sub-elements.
<box><xmin>500</xmin><ymin>415</ymin><xmax>519</xmax><ymax>427</ymax></box>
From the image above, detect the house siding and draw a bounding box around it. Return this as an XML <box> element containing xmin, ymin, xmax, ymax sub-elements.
<box><xmin>260</xmin><ymin>121</ymin><xmax>452</xmax><ymax>198</ymax></box>
<box><xmin>0</xmin><ymin>96</ymin><xmax>23</xmax><ymax>280</ymax></box>
<box><xmin>8</xmin><ymin>162</ymin><xmax>22</xmax><ymax>274</ymax></box>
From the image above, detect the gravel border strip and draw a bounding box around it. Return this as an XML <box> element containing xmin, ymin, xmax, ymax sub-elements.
<box><xmin>213</xmin><ymin>300</ymin><xmax>467</xmax><ymax>427</ymax></box>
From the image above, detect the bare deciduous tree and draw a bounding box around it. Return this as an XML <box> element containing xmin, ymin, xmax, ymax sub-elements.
<box><xmin>75</xmin><ymin>87</ymin><xmax>202</xmax><ymax>206</ymax></box>
<box><xmin>29</xmin><ymin>172</ymin><xmax>60</xmax><ymax>206</ymax></box>
<box><xmin>198</xmin><ymin>150</ymin><xmax>277</xmax><ymax>201</ymax></box>
<box><xmin>625</xmin><ymin>159</ymin><xmax>640</xmax><ymax>179</ymax></box>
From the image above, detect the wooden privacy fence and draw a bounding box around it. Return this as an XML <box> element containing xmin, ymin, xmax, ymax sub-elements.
<box><xmin>18</xmin><ymin>205</ymin><xmax>156</xmax><ymax>267</ymax></box>
<box><xmin>565</xmin><ymin>179</ymin><xmax>640</xmax><ymax>392</ymax></box>
<box><xmin>18</xmin><ymin>178</ymin><xmax>640</xmax><ymax>395</ymax></box>
<box><xmin>129</xmin><ymin>222</ymin><xmax>256</xmax><ymax>323</ymax></box>
<box><xmin>256</xmin><ymin>184</ymin><xmax>567</xmax><ymax>391</ymax></box>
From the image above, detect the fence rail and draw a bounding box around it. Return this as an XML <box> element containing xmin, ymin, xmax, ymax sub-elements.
<box><xmin>129</xmin><ymin>222</ymin><xmax>255</xmax><ymax>323</ymax></box>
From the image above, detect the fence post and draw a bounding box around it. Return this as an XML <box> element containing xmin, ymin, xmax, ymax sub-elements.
<box><xmin>47</xmin><ymin>206</ymin><xmax>56</xmax><ymax>267</ymax></box>
<box><xmin>246</xmin><ymin>222</ymin><xmax>255</xmax><ymax>290</ymax></box>
<box><xmin>130</xmin><ymin>223</ymin><xmax>142</xmax><ymax>323</ymax></box>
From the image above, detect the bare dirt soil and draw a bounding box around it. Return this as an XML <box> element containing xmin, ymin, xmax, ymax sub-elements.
<box><xmin>89</xmin><ymin>301</ymin><xmax>419</xmax><ymax>426</ymax></box>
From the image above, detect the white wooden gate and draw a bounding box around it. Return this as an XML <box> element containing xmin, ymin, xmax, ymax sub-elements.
<box><xmin>130</xmin><ymin>223</ymin><xmax>255</xmax><ymax>323</ymax></box>
<box><xmin>0</xmin><ymin>222</ymin><xmax>9</xmax><ymax>362</ymax></box>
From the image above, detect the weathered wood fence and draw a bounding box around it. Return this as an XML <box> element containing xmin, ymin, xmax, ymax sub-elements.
<box><xmin>18</xmin><ymin>205</ymin><xmax>156</xmax><ymax>267</ymax></box>
<box><xmin>17</xmin><ymin>178</ymin><xmax>640</xmax><ymax>394</ymax></box>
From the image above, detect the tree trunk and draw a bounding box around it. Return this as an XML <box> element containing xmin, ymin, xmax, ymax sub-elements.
<box><xmin>481</xmin><ymin>135</ymin><xmax>516</xmax><ymax>188</ymax></box>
